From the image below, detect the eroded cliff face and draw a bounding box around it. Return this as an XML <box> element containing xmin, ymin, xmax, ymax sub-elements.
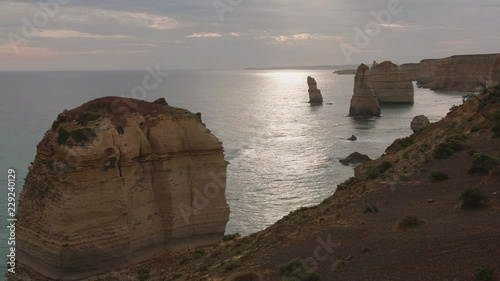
<box><xmin>349</xmin><ymin>64</ymin><xmax>381</xmax><ymax>117</ymax></box>
<box><xmin>406</xmin><ymin>54</ymin><xmax>500</xmax><ymax>91</ymax></box>
<box><xmin>13</xmin><ymin>97</ymin><xmax>230</xmax><ymax>280</ymax></box>
<box><xmin>399</xmin><ymin>63</ymin><xmax>420</xmax><ymax>81</ymax></box>
<box><xmin>429</xmin><ymin>54</ymin><xmax>500</xmax><ymax>91</ymax></box>
<box><xmin>370</xmin><ymin>61</ymin><xmax>414</xmax><ymax>103</ymax></box>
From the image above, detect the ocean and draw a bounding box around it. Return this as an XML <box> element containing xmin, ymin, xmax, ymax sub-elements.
<box><xmin>0</xmin><ymin>69</ymin><xmax>464</xmax><ymax>276</ymax></box>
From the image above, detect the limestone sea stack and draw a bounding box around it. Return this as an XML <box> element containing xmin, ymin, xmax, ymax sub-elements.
<box><xmin>307</xmin><ymin>76</ymin><xmax>323</xmax><ymax>104</ymax></box>
<box><xmin>370</xmin><ymin>61</ymin><xmax>414</xmax><ymax>104</ymax></box>
<box><xmin>349</xmin><ymin>64</ymin><xmax>381</xmax><ymax>117</ymax></box>
<box><xmin>13</xmin><ymin>97</ymin><xmax>230</xmax><ymax>280</ymax></box>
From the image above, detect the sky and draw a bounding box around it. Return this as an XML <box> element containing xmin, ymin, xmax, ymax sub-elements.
<box><xmin>0</xmin><ymin>0</ymin><xmax>499</xmax><ymax>70</ymax></box>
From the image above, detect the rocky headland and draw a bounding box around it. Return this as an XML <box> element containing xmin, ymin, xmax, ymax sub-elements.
<box><xmin>11</xmin><ymin>97</ymin><xmax>230</xmax><ymax>281</ymax></box>
<box><xmin>401</xmin><ymin>54</ymin><xmax>500</xmax><ymax>91</ymax></box>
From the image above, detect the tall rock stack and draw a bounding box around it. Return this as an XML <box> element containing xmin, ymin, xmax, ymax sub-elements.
<box><xmin>370</xmin><ymin>61</ymin><xmax>414</xmax><ymax>104</ymax></box>
<box><xmin>349</xmin><ymin>64</ymin><xmax>381</xmax><ymax>117</ymax></box>
<box><xmin>307</xmin><ymin>76</ymin><xmax>323</xmax><ymax>104</ymax></box>
<box><xmin>13</xmin><ymin>97</ymin><xmax>230</xmax><ymax>280</ymax></box>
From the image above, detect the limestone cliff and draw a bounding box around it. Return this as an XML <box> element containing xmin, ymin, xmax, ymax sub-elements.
<box><xmin>428</xmin><ymin>54</ymin><xmax>500</xmax><ymax>91</ymax></box>
<box><xmin>370</xmin><ymin>61</ymin><xmax>414</xmax><ymax>104</ymax></box>
<box><xmin>399</xmin><ymin>63</ymin><xmax>420</xmax><ymax>81</ymax></box>
<box><xmin>349</xmin><ymin>64</ymin><xmax>381</xmax><ymax>116</ymax></box>
<box><xmin>13</xmin><ymin>97</ymin><xmax>230</xmax><ymax>280</ymax></box>
<box><xmin>307</xmin><ymin>76</ymin><xmax>323</xmax><ymax>104</ymax></box>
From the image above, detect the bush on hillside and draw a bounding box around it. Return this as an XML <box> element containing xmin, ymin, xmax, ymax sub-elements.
<box><xmin>468</xmin><ymin>153</ymin><xmax>499</xmax><ymax>174</ymax></box>
<box><xmin>429</xmin><ymin>171</ymin><xmax>449</xmax><ymax>182</ymax></box>
<box><xmin>279</xmin><ymin>258</ymin><xmax>320</xmax><ymax>281</ymax></box>
<box><xmin>433</xmin><ymin>135</ymin><xmax>467</xmax><ymax>159</ymax></box>
<box><xmin>460</xmin><ymin>187</ymin><xmax>489</xmax><ymax>209</ymax></box>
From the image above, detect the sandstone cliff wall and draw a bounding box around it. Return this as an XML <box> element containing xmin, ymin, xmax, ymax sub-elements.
<box><xmin>429</xmin><ymin>54</ymin><xmax>500</xmax><ymax>91</ymax></box>
<box><xmin>370</xmin><ymin>61</ymin><xmax>414</xmax><ymax>103</ymax></box>
<box><xmin>14</xmin><ymin>97</ymin><xmax>230</xmax><ymax>280</ymax></box>
<box><xmin>399</xmin><ymin>63</ymin><xmax>420</xmax><ymax>81</ymax></box>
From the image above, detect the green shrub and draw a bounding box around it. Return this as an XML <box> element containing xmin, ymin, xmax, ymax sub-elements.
<box><xmin>337</xmin><ymin>176</ymin><xmax>358</xmax><ymax>190</ymax></box>
<box><xmin>137</xmin><ymin>267</ymin><xmax>150</xmax><ymax>281</ymax></box>
<box><xmin>470</xmin><ymin>125</ymin><xmax>482</xmax><ymax>133</ymax></box>
<box><xmin>493</xmin><ymin>121</ymin><xmax>500</xmax><ymax>138</ymax></box>
<box><xmin>87</xmin><ymin>102</ymin><xmax>112</xmax><ymax>112</ymax></box>
<box><xmin>223</xmin><ymin>233</ymin><xmax>240</xmax><ymax>242</ymax></box>
<box><xmin>105</xmin><ymin>157</ymin><xmax>118</xmax><ymax>167</ymax></box>
<box><xmin>57</xmin><ymin>128</ymin><xmax>96</xmax><ymax>146</ymax></box>
<box><xmin>433</xmin><ymin>135</ymin><xmax>467</xmax><ymax>159</ymax></box>
<box><xmin>51</xmin><ymin>120</ymin><xmax>61</xmax><ymax>131</ymax></box>
<box><xmin>377</xmin><ymin>161</ymin><xmax>393</xmax><ymax>173</ymax></box>
<box><xmin>77</xmin><ymin>113</ymin><xmax>99</xmax><ymax>126</ymax></box>
<box><xmin>476</xmin><ymin>265</ymin><xmax>495</xmax><ymax>281</ymax></box>
<box><xmin>396</xmin><ymin>136</ymin><xmax>414</xmax><ymax>149</ymax></box>
<box><xmin>116</xmin><ymin>126</ymin><xmax>125</xmax><ymax>134</ymax></box>
<box><xmin>279</xmin><ymin>258</ymin><xmax>320</xmax><ymax>281</ymax></box>
<box><xmin>468</xmin><ymin>153</ymin><xmax>499</xmax><ymax>174</ymax></box>
<box><xmin>193</xmin><ymin>249</ymin><xmax>205</xmax><ymax>259</ymax></box>
<box><xmin>429</xmin><ymin>171</ymin><xmax>449</xmax><ymax>182</ymax></box>
<box><xmin>70</xmin><ymin>128</ymin><xmax>96</xmax><ymax>144</ymax></box>
<box><xmin>57</xmin><ymin>128</ymin><xmax>70</xmax><ymax>145</ymax></box>
<box><xmin>397</xmin><ymin>216</ymin><xmax>424</xmax><ymax>230</ymax></box>
<box><xmin>479</xmin><ymin>84</ymin><xmax>500</xmax><ymax>107</ymax></box>
<box><xmin>224</xmin><ymin>259</ymin><xmax>242</xmax><ymax>272</ymax></box>
<box><xmin>460</xmin><ymin>187</ymin><xmax>489</xmax><ymax>209</ymax></box>
<box><xmin>493</xmin><ymin>111</ymin><xmax>500</xmax><ymax>121</ymax></box>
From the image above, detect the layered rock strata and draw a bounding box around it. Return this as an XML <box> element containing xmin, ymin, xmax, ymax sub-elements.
<box><xmin>349</xmin><ymin>64</ymin><xmax>381</xmax><ymax>117</ymax></box>
<box><xmin>370</xmin><ymin>61</ymin><xmax>414</xmax><ymax>103</ymax></box>
<box><xmin>307</xmin><ymin>76</ymin><xmax>323</xmax><ymax>104</ymax></box>
<box><xmin>14</xmin><ymin>97</ymin><xmax>230</xmax><ymax>280</ymax></box>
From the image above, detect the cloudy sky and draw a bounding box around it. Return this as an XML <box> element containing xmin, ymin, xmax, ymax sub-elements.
<box><xmin>0</xmin><ymin>0</ymin><xmax>499</xmax><ymax>70</ymax></box>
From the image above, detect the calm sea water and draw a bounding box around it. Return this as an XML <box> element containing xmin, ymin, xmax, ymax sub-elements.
<box><xmin>0</xmin><ymin>70</ymin><xmax>464</xmax><ymax>276</ymax></box>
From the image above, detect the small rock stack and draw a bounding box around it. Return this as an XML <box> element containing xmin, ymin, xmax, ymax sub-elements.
<box><xmin>308</xmin><ymin>76</ymin><xmax>324</xmax><ymax>105</ymax></box>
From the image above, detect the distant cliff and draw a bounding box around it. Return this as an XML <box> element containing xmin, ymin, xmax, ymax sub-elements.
<box><xmin>12</xmin><ymin>97</ymin><xmax>230</xmax><ymax>280</ymax></box>
<box><xmin>401</xmin><ymin>53</ymin><xmax>500</xmax><ymax>91</ymax></box>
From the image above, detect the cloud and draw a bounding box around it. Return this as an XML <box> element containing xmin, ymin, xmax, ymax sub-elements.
<box><xmin>260</xmin><ymin>33</ymin><xmax>344</xmax><ymax>43</ymax></box>
<box><xmin>380</xmin><ymin>22</ymin><xmax>444</xmax><ymax>31</ymax></box>
<box><xmin>87</xmin><ymin>9</ymin><xmax>179</xmax><ymax>30</ymax></box>
<box><xmin>186</xmin><ymin>33</ymin><xmax>222</xmax><ymax>38</ymax></box>
<box><xmin>0</xmin><ymin>43</ymin><xmax>148</xmax><ymax>58</ymax></box>
<box><xmin>32</xmin><ymin>29</ymin><xmax>130</xmax><ymax>39</ymax></box>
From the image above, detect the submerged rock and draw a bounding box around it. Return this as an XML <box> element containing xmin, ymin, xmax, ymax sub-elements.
<box><xmin>349</xmin><ymin>64</ymin><xmax>381</xmax><ymax>117</ymax></box>
<box><xmin>340</xmin><ymin>152</ymin><xmax>372</xmax><ymax>166</ymax></box>
<box><xmin>411</xmin><ymin>115</ymin><xmax>431</xmax><ymax>132</ymax></box>
<box><xmin>307</xmin><ymin>76</ymin><xmax>323</xmax><ymax>104</ymax></box>
<box><xmin>15</xmin><ymin>97</ymin><xmax>230</xmax><ymax>280</ymax></box>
